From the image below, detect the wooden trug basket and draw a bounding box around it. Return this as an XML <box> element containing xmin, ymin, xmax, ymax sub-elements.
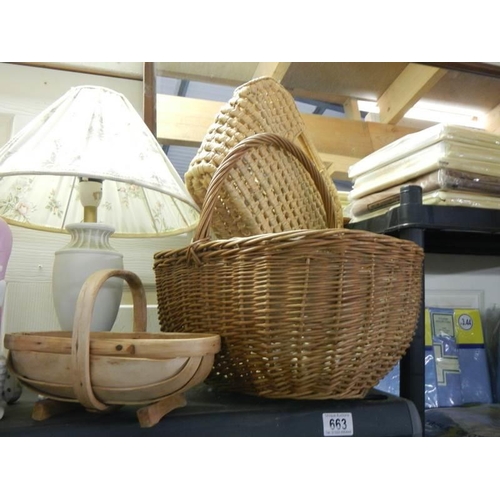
<box><xmin>4</xmin><ymin>269</ymin><xmax>220</xmax><ymax>428</ymax></box>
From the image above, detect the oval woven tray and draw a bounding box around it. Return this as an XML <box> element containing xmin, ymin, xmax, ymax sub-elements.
<box><xmin>185</xmin><ymin>76</ymin><xmax>343</xmax><ymax>238</ymax></box>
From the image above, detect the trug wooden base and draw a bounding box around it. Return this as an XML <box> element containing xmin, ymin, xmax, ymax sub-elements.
<box><xmin>31</xmin><ymin>393</ymin><xmax>188</xmax><ymax>428</ymax></box>
<box><xmin>137</xmin><ymin>393</ymin><xmax>187</xmax><ymax>428</ymax></box>
<box><xmin>32</xmin><ymin>399</ymin><xmax>76</xmax><ymax>421</ymax></box>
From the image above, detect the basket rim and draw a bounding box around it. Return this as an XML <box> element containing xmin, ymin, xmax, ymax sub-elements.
<box><xmin>154</xmin><ymin>227</ymin><xmax>424</xmax><ymax>261</ymax></box>
<box><xmin>5</xmin><ymin>331</ymin><xmax>221</xmax><ymax>358</ymax></box>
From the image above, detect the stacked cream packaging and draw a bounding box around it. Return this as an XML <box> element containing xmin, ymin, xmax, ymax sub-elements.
<box><xmin>347</xmin><ymin>124</ymin><xmax>500</xmax><ymax>222</ymax></box>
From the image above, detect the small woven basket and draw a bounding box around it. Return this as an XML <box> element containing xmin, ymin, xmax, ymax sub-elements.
<box><xmin>154</xmin><ymin>134</ymin><xmax>424</xmax><ymax>400</ymax></box>
<box><xmin>185</xmin><ymin>76</ymin><xmax>343</xmax><ymax>238</ymax></box>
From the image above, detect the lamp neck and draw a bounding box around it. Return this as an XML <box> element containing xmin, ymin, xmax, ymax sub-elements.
<box><xmin>84</xmin><ymin>206</ymin><xmax>98</xmax><ymax>223</ymax></box>
<box><xmin>79</xmin><ymin>179</ymin><xmax>103</xmax><ymax>223</ymax></box>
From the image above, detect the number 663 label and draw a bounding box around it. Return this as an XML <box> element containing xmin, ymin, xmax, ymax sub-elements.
<box><xmin>322</xmin><ymin>413</ymin><xmax>354</xmax><ymax>436</ymax></box>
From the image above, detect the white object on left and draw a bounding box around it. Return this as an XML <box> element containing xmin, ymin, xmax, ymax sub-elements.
<box><xmin>0</xmin><ymin>279</ymin><xmax>6</xmax><ymax>306</ymax></box>
<box><xmin>0</xmin><ymin>356</ymin><xmax>5</xmax><ymax>419</ymax></box>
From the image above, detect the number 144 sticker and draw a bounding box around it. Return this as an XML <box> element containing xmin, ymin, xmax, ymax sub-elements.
<box><xmin>322</xmin><ymin>413</ymin><xmax>354</xmax><ymax>436</ymax></box>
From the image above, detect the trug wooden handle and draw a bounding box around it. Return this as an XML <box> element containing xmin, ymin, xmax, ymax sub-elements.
<box><xmin>71</xmin><ymin>269</ymin><xmax>147</xmax><ymax>411</ymax></box>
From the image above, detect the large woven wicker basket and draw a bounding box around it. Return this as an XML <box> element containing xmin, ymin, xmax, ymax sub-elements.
<box><xmin>154</xmin><ymin>134</ymin><xmax>424</xmax><ymax>400</ymax></box>
<box><xmin>185</xmin><ymin>76</ymin><xmax>344</xmax><ymax>238</ymax></box>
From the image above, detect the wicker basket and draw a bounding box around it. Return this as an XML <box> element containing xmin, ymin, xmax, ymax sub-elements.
<box><xmin>154</xmin><ymin>134</ymin><xmax>424</xmax><ymax>400</ymax></box>
<box><xmin>185</xmin><ymin>76</ymin><xmax>343</xmax><ymax>238</ymax></box>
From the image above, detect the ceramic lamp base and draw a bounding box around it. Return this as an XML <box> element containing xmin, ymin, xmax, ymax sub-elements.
<box><xmin>52</xmin><ymin>223</ymin><xmax>123</xmax><ymax>331</ymax></box>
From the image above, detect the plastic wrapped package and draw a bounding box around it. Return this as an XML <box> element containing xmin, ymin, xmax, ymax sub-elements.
<box><xmin>376</xmin><ymin>308</ymin><xmax>492</xmax><ymax>409</ymax></box>
<box><xmin>482</xmin><ymin>305</ymin><xmax>500</xmax><ymax>403</ymax></box>
<box><xmin>427</xmin><ymin>308</ymin><xmax>492</xmax><ymax>407</ymax></box>
<box><xmin>374</xmin><ymin>362</ymin><xmax>400</xmax><ymax>396</ymax></box>
<box><xmin>349</xmin><ymin>123</ymin><xmax>500</xmax><ymax>180</ymax></box>
<box><xmin>349</xmin><ymin>189</ymin><xmax>500</xmax><ymax>223</ymax></box>
<box><xmin>425</xmin><ymin>321</ymin><xmax>463</xmax><ymax>408</ymax></box>
<box><xmin>424</xmin><ymin>308</ymin><xmax>500</xmax><ymax>437</ymax></box>
<box><xmin>348</xmin><ymin>168</ymin><xmax>500</xmax><ymax>218</ymax></box>
<box><xmin>377</xmin><ymin>350</ymin><xmax>477</xmax><ymax>409</ymax></box>
<box><xmin>349</xmin><ymin>140</ymin><xmax>500</xmax><ymax>201</ymax></box>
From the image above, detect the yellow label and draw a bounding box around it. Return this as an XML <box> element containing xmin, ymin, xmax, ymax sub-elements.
<box><xmin>425</xmin><ymin>308</ymin><xmax>484</xmax><ymax>346</ymax></box>
<box><xmin>453</xmin><ymin>309</ymin><xmax>484</xmax><ymax>344</ymax></box>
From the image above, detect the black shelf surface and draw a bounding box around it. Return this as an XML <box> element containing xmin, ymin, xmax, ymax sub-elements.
<box><xmin>347</xmin><ymin>187</ymin><xmax>500</xmax><ymax>255</ymax></box>
<box><xmin>0</xmin><ymin>384</ymin><xmax>422</xmax><ymax>437</ymax></box>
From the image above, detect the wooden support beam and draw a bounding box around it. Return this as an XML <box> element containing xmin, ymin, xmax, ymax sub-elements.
<box><xmin>156</xmin><ymin>62</ymin><xmax>256</xmax><ymax>86</ymax></box>
<box><xmin>156</xmin><ymin>94</ymin><xmax>418</xmax><ymax>159</ymax></box>
<box><xmin>320</xmin><ymin>153</ymin><xmax>360</xmax><ymax>179</ymax></box>
<box><xmin>253</xmin><ymin>63</ymin><xmax>291</xmax><ymax>82</ymax></box>
<box><xmin>291</xmin><ymin>88</ymin><xmax>351</xmax><ymax>108</ymax></box>
<box><xmin>377</xmin><ymin>63</ymin><xmax>447</xmax><ymax>124</ymax></box>
<box><xmin>143</xmin><ymin>63</ymin><xmax>156</xmax><ymax>136</ymax></box>
<box><xmin>8</xmin><ymin>62</ymin><xmax>143</xmax><ymax>80</ymax></box>
<box><xmin>485</xmin><ymin>102</ymin><xmax>500</xmax><ymax>134</ymax></box>
<box><xmin>156</xmin><ymin>94</ymin><xmax>222</xmax><ymax>147</ymax></box>
<box><xmin>343</xmin><ymin>98</ymin><xmax>361</xmax><ymax>120</ymax></box>
<box><xmin>319</xmin><ymin>153</ymin><xmax>361</xmax><ymax>176</ymax></box>
<box><xmin>301</xmin><ymin>113</ymin><xmax>417</xmax><ymax>158</ymax></box>
<box><xmin>420</xmin><ymin>62</ymin><xmax>500</xmax><ymax>79</ymax></box>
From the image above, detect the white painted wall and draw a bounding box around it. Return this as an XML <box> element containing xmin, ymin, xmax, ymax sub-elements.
<box><xmin>425</xmin><ymin>253</ymin><xmax>500</xmax><ymax>312</ymax></box>
<box><xmin>3</xmin><ymin>225</ymin><xmax>191</xmax><ymax>338</ymax></box>
<box><xmin>0</xmin><ymin>63</ymin><xmax>191</xmax><ymax>353</ymax></box>
<box><xmin>0</xmin><ymin>62</ymin><xmax>144</xmax><ymax>126</ymax></box>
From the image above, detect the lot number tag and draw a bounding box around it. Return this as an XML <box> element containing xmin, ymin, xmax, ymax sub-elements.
<box><xmin>322</xmin><ymin>413</ymin><xmax>354</xmax><ymax>436</ymax></box>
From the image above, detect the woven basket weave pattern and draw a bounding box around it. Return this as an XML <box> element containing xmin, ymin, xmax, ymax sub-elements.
<box><xmin>192</xmin><ymin>79</ymin><xmax>305</xmax><ymax>168</ymax></box>
<box><xmin>155</xmin><ymin>134</ymin><xmax>424</xmax><ymax>400</ymax></box>
<box><xmin>193</xmin><ymin>134</ymin><xmax>336</xmax><ymax>241</ymax></box>
<box><xmin>154</xmin><ymin>229</ymin><xmax>423</xmax><ymax>399</ymax></box>
<box><xmin>185</xmin><ymin>77</ymin><xmax>343</xmax><ymax>238</ymax></box>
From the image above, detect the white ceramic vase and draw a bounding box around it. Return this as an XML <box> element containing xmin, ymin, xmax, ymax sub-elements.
<box><xmin>52</xmin><ymin>223</ymin><xmax>124</xmax><ymax>331</ymax></box>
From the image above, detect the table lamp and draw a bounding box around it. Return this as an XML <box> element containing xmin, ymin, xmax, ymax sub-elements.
<box><xmin>0</xmin><ymin>85</ymin><xmax>200</xmax><ymax>332</ymax></box>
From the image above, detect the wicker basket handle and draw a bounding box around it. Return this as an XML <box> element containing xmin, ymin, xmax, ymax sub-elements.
<box><xmin>71</xmin><ymin>269</ymin><xmax>147</xmax><ymax>411</ymax></box>
<box><xmin>193</xmin><ymin>132</ymin><xmax>337</xmax><ymax>241</ymax></box>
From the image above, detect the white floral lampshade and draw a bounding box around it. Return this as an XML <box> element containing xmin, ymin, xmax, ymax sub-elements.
<box><xmin>0</xmin><ymin>85</ymin><xmax>200</xmax><ymax>236</ymax></box>
<box><xmin>0</xmin><ymin>85</ymin><xmax>201</xmax><ymax>333</ymax></box>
